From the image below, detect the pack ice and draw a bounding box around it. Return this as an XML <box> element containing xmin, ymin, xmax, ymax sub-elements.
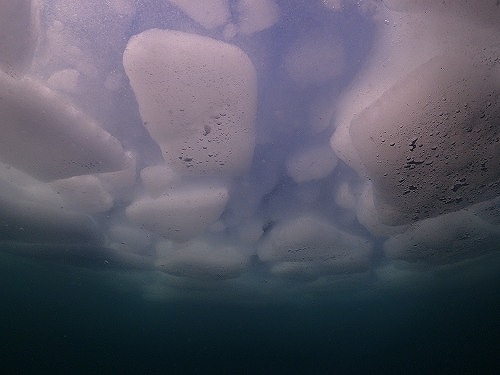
<box><xmin>0</xmin><ymin>0</ymin><xmax>498</xmax><ymax>300</ymax></box>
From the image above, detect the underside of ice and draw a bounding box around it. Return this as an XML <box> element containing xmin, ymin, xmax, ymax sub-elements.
<box><xmin>0</xmin><ymin>0</ymin><xmax>498</xmax><ymax>300</ymax></box>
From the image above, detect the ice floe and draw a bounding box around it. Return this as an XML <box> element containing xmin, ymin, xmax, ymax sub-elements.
<box><xmin>384</xmin><ymin>210</ymin><xmax>500</xmax><ymax>264</ymax></box>
<box><xmin>258</xmin><ymin>215</ymin><xmax>373</xmax><ymax>280</ymax></box>
<box><xmin>167</xmin><ymin>0</ymin><xmax>230</xmax><ymax>30</ymax></box>
<box><xmin>156</xmin><ymin>239</ymin><xmax>248</xmax><ymax>280</ymax></box>
<box><xmin>0</xmin><ymin>73</ymin><xmax>127</xmax><ymax>181</ymax></box>
<box><xmin>123</xmin><ymin>29</ymin><xmax>258</xmax><ymax>176</ymax></box>
<box><xmin>286</xmin><ymin>143</ymin><xmax>338</xmax><ymax>183</ymax></box>
<box><xmin>126</xmin><ymin>182</ymin><xmax>229</xmax><ymax>242</ymax></box>
<box><xmin>236</xmin><ymin>0</ymin><xmax>280</xmax><ymax>35</ymax></box>
<box><xmin>330</xmin><ymin>0</ymin><xmax>500</xmax><ymax>225</ymax></box>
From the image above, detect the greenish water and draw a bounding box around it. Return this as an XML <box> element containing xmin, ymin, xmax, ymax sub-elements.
<box><xmin>1</xmin><ymin>254</ymin><xmax>498</xmax><ymax>374</ymax></box>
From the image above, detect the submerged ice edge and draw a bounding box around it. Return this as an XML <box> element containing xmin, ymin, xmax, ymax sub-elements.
<box><xmin>0</xmin><ymin>0</ymin><xmax>498</xmax><ymax>298</ymax></box>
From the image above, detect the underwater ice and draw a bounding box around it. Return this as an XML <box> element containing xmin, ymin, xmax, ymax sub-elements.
<box><xmin>0</xmin><ymin>0</ymin><xmax>498</xmax><ymax>300</ymax></box>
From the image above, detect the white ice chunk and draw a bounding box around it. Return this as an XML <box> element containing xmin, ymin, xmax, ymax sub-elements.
<box><xmin>286</xmin><ymin>144</ymin><xmax>337</xmax><ymax>183</ymax></box>
<box><xmin>123</xmin><ymin>29</ymin><xmax>257</xmax><ymax>176</ymax></box>
<box><xmin>126</xmin><ymin>183</ymin><xmax>229</xmax><ymax>242</ymax></box>
<box><xmin>167</xmin><ymin>0</ymin><xmax>230</xmax><ymax>30</ymax></box>
<box><xmin>0</xmin><ymin>72</ymin><xmax>127</xmax><ymax>181</ymax></box>
<box><xmin>330</xmin><ymin>1</ymin><xmax>500</xmax><ymax>176</ymax></box>
<box><xmin>97</xmin><ymin>151</ymin><xmax>137</xmax><ymax>200</ymax></box>
<box><xmin>283</xmin><ymin>31</ymin><xmax>344</xmax><ymax>87</ymax></box>
<box><xmin>0</xmin><ymin>165</ymin><xmax>113</xmax><ymax>247</ymax></box>
<box><xmin>0</xmin><ymin>0</ymin><xmax>39</xmax><ymax>76</ymax></box>
<box><xmin>50</xmin><ymin>175</ymin><xmax>114</xmax><ymax>214</ymax></box>
<box><xmin>349</xmin><ymin>54</ymin><xmax>499</xmax><ymax>224</ymax></box>
<box><xmin>334</xmin><ymin>181</ymin><xmax>356</xmax><ymax>210</ymax></box>
<box><xmin>39</xmin><ymin>20</ymin><xmax>98</xmax><ymax>80</ymax></box>
<box><xmin>258</xmin><ymin>215</ymin><xmax>373</xmax><ymax>278</ymax></box>
<box><xmin>354</xmin><ymin>182</ymin><xmax>408</xmax><ymax>237</ymax></box>
<box><xmin>47</xmin><ymin>69</ymin><xmax>80</xmax><ymax>94</ymax></box>
<box><xmin>156</xmin><ymin>239</ymin><xmax>248</xmax><ymax>280</ymax></box>
<box><xmin>222</xmin><ymin>23</ymin><xmax>238</xmax><ymax>40</ymax></box>
<box><xmin>140</xmin><ymin>165</ymin><xmax>180</xmax><ymax>198</ymax></box>
<box><xmin>384</xmin><ymin>210</ymin><xmax>500</xmax><ymax>264</ymax></box>
<box><xmin>0</xmin><ymin>162</ymin><xmax>63</xmax><ymax>208</ymax></box>
<box><xmin>236</xmin><ymin>0</ymin><xmax>280</xmax><ymax>35</ymax></box>
<box><xmin>0</xmin><ymin>170</ymin><xmax>99</xmax><ymax>242</ymax></box>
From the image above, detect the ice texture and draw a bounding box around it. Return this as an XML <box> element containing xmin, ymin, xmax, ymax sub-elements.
<box><xmin>0</xmin><ymin>0</ymin><xmax>498</xmax><ymax>299</ymax></box>
<box><xmin>0</xmin><ymin>73</ymin><xmax>127</xmax><ymax>181</ymax></box>
<box><xmin>0</xmin><ymin>0</ymin><xmax>40</xmax><ymax>75</ymax></box>
<box><xmin>125</xmin><ymin>183</ymin><xmax>229</xmax><ymax>242</ymax></box>
<box><xmin>123</xmin><ymin>29</ymin><xmax>257</xmax><ymax>176</ymax></box>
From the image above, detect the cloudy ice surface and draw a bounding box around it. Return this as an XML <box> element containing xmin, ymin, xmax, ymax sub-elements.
<box><xmin>0</xmin><ymin>0</ymin><xmax>499</xmax><ymax>304</ymax></box>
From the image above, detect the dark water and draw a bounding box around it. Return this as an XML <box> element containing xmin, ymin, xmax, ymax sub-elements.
<box><xmin>1</xmin><ymin>254</ymin><xmax>498</xmax><ymax>375</ymax></box>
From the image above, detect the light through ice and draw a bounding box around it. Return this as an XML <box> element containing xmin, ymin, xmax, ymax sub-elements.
<box><xmin>0</xmin><ymin>0</ymin><xmax>498</xmax><ymax>301</ymax></box>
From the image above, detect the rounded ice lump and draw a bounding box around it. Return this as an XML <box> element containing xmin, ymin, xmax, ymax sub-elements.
<box><xmin>123</xmin><ymin>29</ymin><xmax>258</xmax><ymax>176</ymax></box>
